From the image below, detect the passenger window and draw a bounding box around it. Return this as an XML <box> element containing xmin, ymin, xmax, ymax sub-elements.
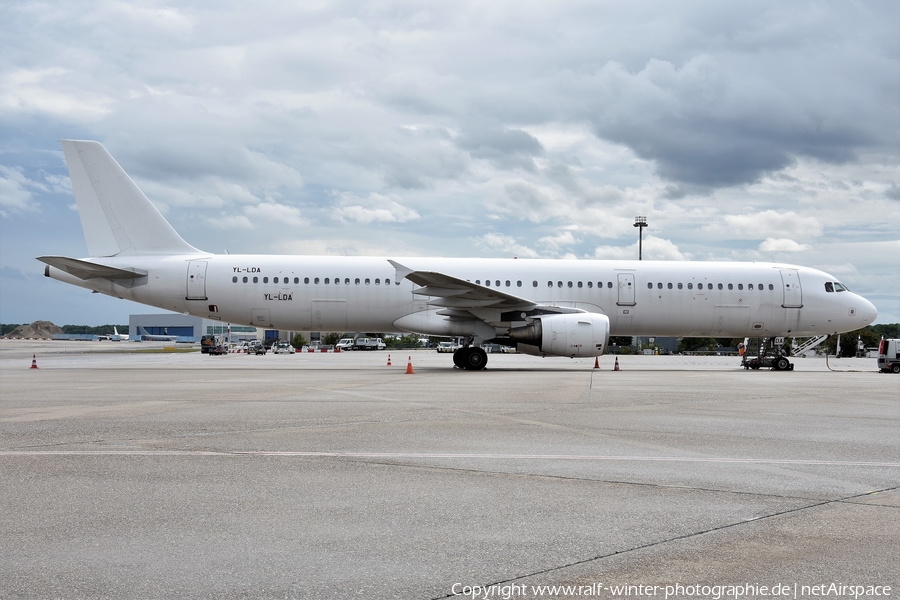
<box><xmin>748</xmin><ymin>283</ymin><xmax>754</xmax><ymax>290</ymax></box>
<box><xmin>578</xmin><ymin>281</ymin><xmax>583</xmax><ymax>288</ymax></box>
<box><xmin>476</xmin><ymin>280</ymin><xmax>481</xmax><ymax>285</ymax></box>
<box><xmin>294</xmin><ymin>277</ymin><xmax>300</xmax><ymax>284</ymax></box>
<box><xmin>678</xmin><ymin>283</ymin><xmax>683</xmax><ymax>289</ymax></box>
<box><xmin>355</xmin><ymin>278</ymin><xmax>360</xmax><ymax>285</ymax></box>
<box><xmin>647</xmin><ymin>282</ymin><xmax>653</xmax><ymax>289</ymax></box>
<box><xmin>588</xmin><ymin>281</ymin><xmax>593</xmax><ymax>288</ymax></box>
<box><xmin>324</xmin><ymin>278</ymin><xmax>329</xmax><ymax>284</ymax></box>
<box><xmin>668</xmin><ymin>283</ymin><xmax>673</xmax><ymax>289</ymax></box>
<box><xmin>385</xmin><ymin>279</ymin><xmax>391</xmax><ymax>285</ymax></box>
<box><xmin>495</xmin><ymin>280</ymin><xmax>500</xmax><ymax>287</ymax></box>
<box><xmin>253</xmin><ymin>277</ymin><xmax>259</xmax><ymax>284</ymax></box>
<box><xmin>717</xmin><ymin>283</ymin><xmax>722</xmax><ymax>290</ymax></box>
<box><xmin>607</xmin><ymin>282</ymin><xmax>613</xmax><ymax>288</ymax></box>
<box><xmin>232</xmin><ymin>276</ymin><xmax>238</xmax><ymax>283</ymax></box>
<box><xmin>657</xmin><ymin>282</ymin><xmax>663</xmax><ymax>289</ymax></box>
<box><xmin>365</xmin><ymin>278</ymin><xmax>370</xmax><ymax>285</ymax></box>
<box><xmin>688</xmin><ymin>283</ymin><xmax>693</xmax><ymax>290</ymax></box>
<box><xmin>758</xmin><ymin>283</ymin><xmax>763</xmax><ymax>290</ymax></box>
<box><xmin>345</xmin><ymin>278</ymin><xmax>350</xmax><ymax>285</ymax></box>
<box><xmin>768</xmin><ymin>284</ymin><xmax>774</xmax><ymax>290</ymax></box>
<box><xmin>485</xmin><ymin>280</ymin><xmax>490</xmax><ymax>287</ymax></box>
<box><xmin>548</xmin><ymin>281</ymin><xmax>553</xmax><ymax>287</ymax></box>
<box><xmin>532</xmin><ymin>281</ymin><xmax>538</xmax><ymax>287</ymax></box>
<box><xmin>557</xmin><ymin>281</ymin><xmax>563</xmax><ymax>288</ymax></box>
<box><xmin>243</xmin><ymin>276</ymin><xmax>248</xmax><ymax>283</ymax></box>
<box><xmin>505</xmin><ymin>280</ymin><xmax>510</xmax><ymax>287</ymax></box>
<box><xmin>737</xmin><ymin>283</ymin><xmax>743</xmax><ymax>290</ymax></box>
<box><xmin>273</xmin><ymin>277</ymin><xmax>279</xmax><ymax>284</ymax></box>
<box><xmin>568</xmin><ymin>281</ymin><xmax>573</xmax><ymax>288</ymax></box>
<box><xmin>375</xmin><ymin>279</ymin><xmax>380</xmax><ymax>285</ymax></box>
<box><xmin>314</xmin><ymin>277</ymin><xmax>319</xmax><ymax>284</ymax></box>
<box><xmin>304</xmin><ymin>277</ymin><xmax>309</xmax><ymax>284</ymax></box>
<box><xmin>728</xmin><ymin>283</ymin><xmax>733</xmax><ymax>290</ymax></box>
<box><xmin>263</xmin><ymin>277</ymin><xmax>269</xmax><ymax>283</ymax></box>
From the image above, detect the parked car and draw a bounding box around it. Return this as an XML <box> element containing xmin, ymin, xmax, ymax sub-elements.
<box><xmin>436</xmin><ymin>341</ymin><xmax>459</xmax><ymax>353</ymax></box>
<box><xmin>353</xmin><ymin>337</ymin><xmax>386</xmax><ymax>351</ymax></box>
<box><xmin>273</xmin><ymin>341</ymin><xmax>295</xmax><ymax>354</ymax></box>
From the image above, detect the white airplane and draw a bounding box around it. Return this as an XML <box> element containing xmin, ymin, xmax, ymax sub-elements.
<box><xmin>111</xmin><ymin>326</ymin><xmax>129</xmax><ymax>342</ymax></box>
<box><xmin>39</xmin><ymin>140</ymin><xmax>877</xmax><ymax>370</ymax></box>
<box><xmin>136</xmin><ymin>326</ymin><xmax>177</xmax><ymax>342</ymax></box>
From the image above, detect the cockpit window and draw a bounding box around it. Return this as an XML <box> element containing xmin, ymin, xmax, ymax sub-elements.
<box><xmin>825</xmin><ymin>282</ymin><xmax>834</xmax><ymax>293</ymax></box>
<box><xmin>834</xmin><ymin>282</ymin><xmax>848</xmax><ymax>292</ymax></box>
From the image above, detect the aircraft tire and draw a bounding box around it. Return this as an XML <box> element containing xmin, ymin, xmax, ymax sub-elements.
<box><xmin>462</xmin><ymin>347</ymin><xmax>488</xmax><ymax>371</ymax></box>
<box><xmin>775</xmin><ymin>357</ymin><xmax>790</xmax><ymax>371</ymax></box>
<box><xmin>452</xmin><ymin>348</ymin><xmax>466</xmax><ymax>369</ymax></box>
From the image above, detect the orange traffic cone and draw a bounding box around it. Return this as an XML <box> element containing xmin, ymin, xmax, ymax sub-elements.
<box><xmin>614</xmin><ymin>357</ymin><xmax>620</xmax><ymax>371</ymax></box>
<box><xmin>405</xmin><ymin>356</ymin><xmax>414</xmax><ymax>374</ymax></box>
<box><xmin>593</xmin><ymin>357</ymin><xmax>600</xmax><ymax>369</ymax></box>
<box><xmin>30</xmin><ymin>354</ymin><xmax>38</xmax><ymax>369</ymax></box>
<box><xmin>386</xmin><ymin>354</ymin><xmax>392</xmax><ymax>366</ymax></box>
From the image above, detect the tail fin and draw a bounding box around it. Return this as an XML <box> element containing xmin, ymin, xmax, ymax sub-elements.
<box><xmin>61</xmin><ymin>140</ymin><xmax>201</xmax><ymax>257</ymax></box>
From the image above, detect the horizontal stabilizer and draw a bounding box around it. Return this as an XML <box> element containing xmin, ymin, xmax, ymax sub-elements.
<box><xmin>37</xmin><ymin>256</ymin><xmax>147</xmax><ymax>280</ymax></box>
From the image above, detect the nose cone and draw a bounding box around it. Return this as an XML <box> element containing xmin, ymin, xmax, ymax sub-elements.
<box><xmin>857</xmin><ymin>295</ymin><xmax>878</xmax><ymax>327</ymax></box>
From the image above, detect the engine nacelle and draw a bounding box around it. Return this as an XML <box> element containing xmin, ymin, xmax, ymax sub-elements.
<box><xmin>508</xmin><ymin>313</ymin><xmax>610</xmax><ymax>358</ymax></box>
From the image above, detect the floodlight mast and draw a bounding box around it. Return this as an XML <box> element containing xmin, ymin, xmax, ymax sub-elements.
<box><xmin>633</xmin><ymin>216</ymin><xmax>648</xmax><ymax>260</ymax></box>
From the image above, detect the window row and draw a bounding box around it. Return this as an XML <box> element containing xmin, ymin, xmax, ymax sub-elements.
<box><xmin>232</xmin><ymin>276</ymin><xmax>392</xmax><ymax>285</ymax></box>
<box><xmin>647</xmin><ymin>282</ymin><xmax>775</xmax><ymax>291</ymax></box>
<box><xmin>475</xmin><ymin>280</ymin><xmax>617</xmax><ymax>289</ymax></box>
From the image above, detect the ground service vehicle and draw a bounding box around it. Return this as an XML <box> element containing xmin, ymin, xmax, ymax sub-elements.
<box><xmin>335</xmin><ymin>338</ymin><xmax>356</xmax><ymax>351</ymax></box>
<box><xmin>877</xmin><ymin>339</ymin><xmax>900</xmax><ymax>373</ymax></box>
<box><xmin>353</xmin><ymin>337</ymin><xmax>386</xmax><ymax>351</ymax></box>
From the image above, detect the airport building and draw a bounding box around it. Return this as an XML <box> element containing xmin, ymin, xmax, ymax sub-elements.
<box><xmin>128</xmin><ymin>314</ymin><xmax>264</xmax><ymax>343</ymax></box>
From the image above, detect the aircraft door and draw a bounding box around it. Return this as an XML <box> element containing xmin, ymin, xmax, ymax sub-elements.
<box><xmin>780</xmin><ymin>270</ymin><xmax>803</xmax><ymax>308</ymax></box>
<box><xmin>186</xmin><ymin>260</ymin><xmax>208</xmax><ymax>300</ymax></box>
<box><xmin>616</xmin><ymin>273</ymin><xmax>636</xmax><ymax>306</ymax></box>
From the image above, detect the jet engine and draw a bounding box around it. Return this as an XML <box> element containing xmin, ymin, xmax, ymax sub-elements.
<box><xmin>508</xmin><ymin>313</ymin><xmax>610</xmax><ymax>358</ymax></box>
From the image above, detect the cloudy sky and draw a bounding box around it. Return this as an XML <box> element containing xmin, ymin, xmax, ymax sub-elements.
<box><xmin>1</xmin><ymin>0</ymin><xmax>898</xmax><ymax>326</ymax></box>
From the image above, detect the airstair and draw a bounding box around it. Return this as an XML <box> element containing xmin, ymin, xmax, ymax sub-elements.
<box><xmin>792</xmin><ymin>335</ymin><xmax>829</xmax><ymax>357</ymax></box>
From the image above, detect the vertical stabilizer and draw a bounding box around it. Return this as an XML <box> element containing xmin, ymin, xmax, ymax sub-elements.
<box><xmin>61</xmin><ymin>140</ymin><xmax>201</xmax><ymax>257</ymax></box>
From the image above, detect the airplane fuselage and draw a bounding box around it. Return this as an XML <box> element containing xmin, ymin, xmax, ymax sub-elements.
<box><xmin>46</xmin><ymin>254</ymin><xmax>874</xmax><ymax>339</ymax></box>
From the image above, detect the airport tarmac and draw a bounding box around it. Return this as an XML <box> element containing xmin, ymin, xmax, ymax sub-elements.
<box><xmin>1</xmin><ymin>341</ymin><xmax>898</xmax><ymax>599</ymax></box>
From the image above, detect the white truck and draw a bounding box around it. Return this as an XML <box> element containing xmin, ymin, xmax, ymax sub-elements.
<box><xmin>335</xmin><ymin>338</ymin><xmax>356</xmax><ymax>351</ymax></box>
<box><xmin>353</xmin><ymin>337</ymin><xmax>386</xmax><ymax>351</ymax></box>
<box><xmin>877</xmin><ymin>339</ymin><xmax>900</xmax><ymax>373</ymax></box>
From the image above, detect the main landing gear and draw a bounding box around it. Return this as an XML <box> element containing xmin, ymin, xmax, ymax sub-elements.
<box><xmin>453</xmin><ymin>346</ymin><xmax>488</xmax><ymax>370</ymax></box>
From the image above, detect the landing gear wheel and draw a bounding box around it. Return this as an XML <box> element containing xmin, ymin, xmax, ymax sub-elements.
<box><xmin>452</xmin><ymin>348</ymin><xmax>466</xmax><ymax>369</ymax></box>
<box><xmin>461</xmin><ymin>347</ymin><xmax>488</xmax><ymax>370</ymax></box>
<box><xmin>892</xmin><ymin>364</ymin><xmax>900</xmax><ymax>374</ymax></box>
<box><xmin>774</xmin><ymin>357</ymin><xmax>790</xmax><ymax>371</ymax></box>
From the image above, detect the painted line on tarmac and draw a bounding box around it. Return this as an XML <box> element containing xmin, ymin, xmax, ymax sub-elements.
<box><xmin>2</xmin><ymin>449</ymin><xmax>898</xmax><ymax>467</ymax></box>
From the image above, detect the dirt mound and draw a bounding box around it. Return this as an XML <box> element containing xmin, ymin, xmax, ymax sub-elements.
<box><xmin>4</xmin><ymin>321</ymin><xmax>63</xmax><ymax>339</ymax></box>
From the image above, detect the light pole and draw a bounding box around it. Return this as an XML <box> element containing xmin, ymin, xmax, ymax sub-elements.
<box><xmin>633</xmin><ymin>216</ymin><xmax>648</xmax><ymax>260</ymax></box>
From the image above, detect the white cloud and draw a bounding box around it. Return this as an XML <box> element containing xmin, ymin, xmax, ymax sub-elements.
<box><xmin>593</xmin><ymin>236</ymin><xmax>687</xmax><ymax>261</ymax></box>
<box><xmin>473</xmin><ymin>233</ymin><xmax>540</xmax><ymax>258</ymax></box>
<box><xmin>0</xmin><ymin>166</ymin><xmax>41</xmax><ymax>217</ymax></box>
<box><xmin>332</xmin><ymin>191</ymin><xmax>420</xmax><ymax>223</ymax></box>
<box><xmin>759</xmin><ymin>238</ymin><xmax>812</xmax><ymax>252</ymax></box>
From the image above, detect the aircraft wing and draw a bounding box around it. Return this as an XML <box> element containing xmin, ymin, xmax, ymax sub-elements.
<box><xmin>37</xmin><ymin>256</ymin><xmax>147</xmax><ymax>280</ymax></box>
<box><xmin>389</xmin><ymin>260</ymin><xmax>539</xmax><ymax>311</ymax></box>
